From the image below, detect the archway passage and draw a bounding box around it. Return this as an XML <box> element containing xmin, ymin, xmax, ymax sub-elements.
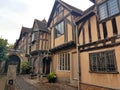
<box><xmin>5</xmin><ymin>55</ymin><xmax>21</xmax><ymax>73</ymax></box>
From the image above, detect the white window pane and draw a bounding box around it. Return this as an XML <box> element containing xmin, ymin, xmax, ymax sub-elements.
<box><xmin>99</xmin><ymin>3</ymin><xmax>108</xmax><ymax>20</ymax></box>
<box><xmin>61</xmin><ymin>21</ymin><xmax>64</xmax><ymax>34</ymax></box>
<box><xmin>32</xmin><ymin>33</ymin><xmax>35</xmax><ymax>42</ymax></box>
<box><xmin>108</xmin><ymin>0</ymin><xmax>119</xmax><ymax>16</ymax></box>
<box><xmin>55</xmin><ymin>21</ymin><xmax>64</xmax><ymax>37</ymax></box>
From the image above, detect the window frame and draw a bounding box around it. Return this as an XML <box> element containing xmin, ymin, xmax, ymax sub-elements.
<box><xmin>31</xmin><ymin>32</ymin><xmax>35</xmax><ymax>42</ymax></box>
<box><xmin>98</xmin><ymin>0</ymin><xmax>120</xmax><ymax>21</ymax></box>
<box><xmin>89</xmin><ymin>50</ymin><xmax>118</xmax><ymax>73</ymax></box>
<box><xmin>107</xmin><ymin>0</ymin><xmax>119</xmax><ymax>17</ymax></box>
<box><xmin>54</xmin><ymin>21</ymin><xmax>65</xmax><ymax>38</ymax></box>
<box><xmin>57</xmin><ymin>52</ymin><xmax>70</xmax><ymax>71</ymax></box>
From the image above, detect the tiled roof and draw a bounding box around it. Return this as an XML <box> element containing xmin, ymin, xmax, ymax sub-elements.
<box><xmin>21</xmin><ymin>27</ymin><xmax>31</xmax><ymax>35</ymax></box>
<box><xmin>34</xmin><ymin>19</ymin><xmax>49</xmax><ymax>32</ymax></box>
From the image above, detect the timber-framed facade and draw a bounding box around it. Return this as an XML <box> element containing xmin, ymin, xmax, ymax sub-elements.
<box><xmin>14</xmin><ymin>0</ymin><xmax>120</xmax><ymax>89</ymax></box>
<box><xmin>76</xmin><ymin>0</ymin><xmax>120</xmax><ymax>89</ymax></box>
<box><xmin>29</xmin><ymin>19</ymin><xmax>50</xmax><ymax>75</ymax></box>
<box><xmin>47</xmin><ymin>0</ymin><xmax>83</xmax><ymax>84</ymax></box>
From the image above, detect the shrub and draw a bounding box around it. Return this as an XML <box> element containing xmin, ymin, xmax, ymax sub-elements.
<box><xmin>21</xmin><ymin>61</ymin><xmax>30</xmax><ymax>74</ymax></box>
<box><xmin>47</xmin><ymin>72</ymin><xmax>56</xmax><ymax>83</ymax></box>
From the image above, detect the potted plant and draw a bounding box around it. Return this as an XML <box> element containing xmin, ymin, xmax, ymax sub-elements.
<box><xmin>47</xmin><ymin>72</ymin><xmax>57</xmax><ymax>83</ymax></box>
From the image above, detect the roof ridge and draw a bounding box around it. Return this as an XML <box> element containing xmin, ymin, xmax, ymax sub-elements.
<box><xmin>47</xmin><ymin>0</ymin><xmax>83</xmax><ymax>27</ymax></box>
<box><xmin>59</xmin><ymin>0</ymin><xmax>83</xmax><ymax>13</ymax></box>
<box><xmin>22</xmin><ymin>26</ymin><xmax>31</xmax><ymax>30</ymax></box>
<box><xmin>34</xmin><ymin>19</ymin><xmax>47</xmax><ymax>24</ymax></box>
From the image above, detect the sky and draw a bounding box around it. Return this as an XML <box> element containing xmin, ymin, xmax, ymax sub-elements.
<box><xmin>0</xmin><ymin>0</ymin><xmax>93</xmax><ymax>44</ymax></box>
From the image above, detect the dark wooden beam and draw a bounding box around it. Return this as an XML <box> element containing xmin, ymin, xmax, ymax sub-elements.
<box><xmin>80</xmin><ymin>41</ymin><xmax>120</xmax><ymax>53</ymax></box>
<box><xmin>50</xmin><ymin>41</ymin><xmax>76</xmax><ymax>53</ymax></box>
<box><xmin>96</xmin><ymin>16</ymin><xmax>101</xmax><ymax>40</ymax></box>
<box><xmin>88</xmin><ymin>19</ymin><xmax>92</xmax><ymax>42</ymax></box>
<box><xmin>102</xmin><ymin>22</ymin><xmax>108</xmax><ymax>39</ymax></box>
<box><xmin>64</xmin><ymin>20</ymin><xmax>68</xmax><ymax>42</ymax></box>
<box><xmin>83</xmin><ymin>28</ymin><xmax>85</xmax><ymax>45</ymax></box>
<box><xmin>78</xmin><ymin>35</ymin><xmax>120</xmax><ymax>52</ymax></box>
<box><xmin>78</xmin><ymin>20</ymin><xmax>87</xmax><ymax>38</ymax></box>
<box><xmin>111</xmin><ymin>18</ymin><xmax>118</xmax><ymax>35</ymax></box>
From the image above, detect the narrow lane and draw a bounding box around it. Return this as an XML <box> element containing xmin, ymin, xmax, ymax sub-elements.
<box><xmin>16</xmin><ymin>76</ymin><xmax>37</xmax><ymax>90</ymax></box>
<box><xmin>16</xmin><ymin>75</ymin><xmax>77</xmax><ymax>90</ymax></box>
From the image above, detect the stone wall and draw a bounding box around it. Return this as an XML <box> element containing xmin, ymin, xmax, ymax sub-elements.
<box><xmin>0</xmin><ymin>61</ymin><xmax>5</xmax><ymax>74</ymax></box>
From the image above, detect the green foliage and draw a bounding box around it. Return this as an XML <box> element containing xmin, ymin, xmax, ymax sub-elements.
<box><xmin>21</xmin><ymin>61</ymin><xmax>29</xmax><ymax>74</ymax></box>
<box><xmin>47</xmin><ymin>72</ymin><xmax>56</xmax><ymax>80</ymax></box>
<box><xmin>47</xmin><ymin>72</ymin><xmax>57</xmax><ymax>83</ymax></box>
<box><xmin>0</xmin><ymin>38</ymin><xmax>8</xmax><ymax>61</ymax></box>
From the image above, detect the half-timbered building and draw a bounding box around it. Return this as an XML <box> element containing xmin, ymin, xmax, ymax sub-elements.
<box><xmin>30</xmin><ymin>19</ymin><xmax>50</xmax><ymax>75</ymax></box>
<box><xmin>76</xmin><ymin>0</ymin><xmax>120</xmax><ymax>89</ymax></box>
<box><xmin>14</xmin><ymin>26</ymin><xmax>31</xmax><ymax>60</ymax></box>
<box><xmin>47</xmin><ymin>0</ymin><xmax>83</xmax><ymax>84</ymax></box>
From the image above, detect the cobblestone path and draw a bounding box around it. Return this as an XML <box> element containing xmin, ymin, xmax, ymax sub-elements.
<box><xmin>16</xmin><ymin>76</ymin><xmax>37</xmax><ymax>90</ymax></box>
<box><xmin>16</xmin><ymin>75</ymin><xmax>77</xmax><ymax>90</ymax></box>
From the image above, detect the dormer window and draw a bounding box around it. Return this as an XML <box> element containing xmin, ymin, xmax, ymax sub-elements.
<box><xmin>55</xmin><ymin>21</ymin><xmax>64</xmax><ymax>38</ymax></box>
<box><xmin>99</xmin><ymin>0</ymin><xmax>120</xmax><ymax>20</ymax></box>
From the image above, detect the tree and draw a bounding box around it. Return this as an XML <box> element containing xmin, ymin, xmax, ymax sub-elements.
<box><xmin>0</xmin><ymin>38</ymin><xmax>8</xmax><ymax>62</ymax></box>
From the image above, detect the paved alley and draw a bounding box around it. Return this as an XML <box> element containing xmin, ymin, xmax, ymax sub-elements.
<box><xmin>16</xmin><ymin>75</ymin><xmax>77</xmax><ymax>90</ymax></box>
<box><xmin>16</xmin><ymin>76</ymin><xmax>37</xmax><ymax>90</ymax></box>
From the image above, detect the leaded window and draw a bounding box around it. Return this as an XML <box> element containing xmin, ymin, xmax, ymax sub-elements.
<box><xmin>99</xmin><ymin>3</ymin><xmax>108</xmax><ymax>20</ymax></box>
<box><xmin>108</xmin><ymin>0</ymin><xmax>119</xmax><ymax>16</ymax></box>
<box><xmin>58</xmin><ymin>52</ymin><xmax>70</xmax><ymax>71</ymax></box>
<box><xmin>55</xmin><ymin>21</ymin><xmax>64</xmax><ymax>38</ymax></box>
<box><xmin>99</xmin><ymin>0</ymin><xmax>120</xmax><ymax>20</ymax></box>
<box><xmin>89</xmin><ymin>50</ymin><xmax>117</xmax><ymax>73</ymax></box>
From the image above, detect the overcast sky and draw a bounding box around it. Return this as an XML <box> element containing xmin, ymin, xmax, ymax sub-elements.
<box><xmin>0</xmin><ymin>0</ymin><xmax>93</xmax><ymax>44</ymax></box>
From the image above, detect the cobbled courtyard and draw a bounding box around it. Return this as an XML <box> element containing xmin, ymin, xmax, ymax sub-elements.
<box><xmin>0</xmin><ymin>75</ymin><xmax>77</xmax><ymax>90</ymax></box>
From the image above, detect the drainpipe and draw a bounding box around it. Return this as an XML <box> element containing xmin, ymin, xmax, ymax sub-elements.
<box><xmin>75</xmin><ymin>24</ymin><xmax>81</xmax><ymax>90</ymax></box>
<box><xmin>38</xmin><ymin>30</ymin><xmax>41</xmax><ymax>80</ymax></box>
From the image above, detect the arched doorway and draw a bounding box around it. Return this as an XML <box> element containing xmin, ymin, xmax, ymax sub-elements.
<box><xmin>42</xmin><ymin>56</ymin><xmax>51</xmax><ymax>75</ymax></box>
<box><xmin>5</xmin><ymin>55</ymin><xmax>21</xmax><ymax>73</ymax></box>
